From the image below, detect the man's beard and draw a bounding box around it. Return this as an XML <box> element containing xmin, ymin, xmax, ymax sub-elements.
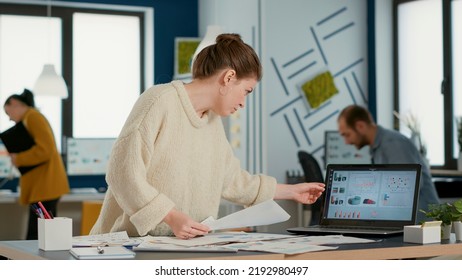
<box><xmin>355</xmin><ymin>134</ymin><xmax>368</xmax><ymax>150</ymax></box>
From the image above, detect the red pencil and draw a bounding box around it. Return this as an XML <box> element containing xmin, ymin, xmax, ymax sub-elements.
<box><xmin>37</xmin><ymin>201</ymin><xmax>52</xmax><ymax>219</ymax></box>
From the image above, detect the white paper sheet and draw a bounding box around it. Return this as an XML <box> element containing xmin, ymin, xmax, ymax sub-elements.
<box><xmin>223</xmin><ymin>240</ymin><xmax>338</xmax><ymax>255</ymax></box>
<box><xmin>134</xmin><ymin>233</ymin><xmax>379</xmax><ymax>255</ymax></box>
<box><xmin>141</xmin><ymin>232</ymin><xmax>294</xmax><ymax>247</ymax></box>
<box><xmin>134</xmin><ymin>241</ymin><xmax>238</xmax><ymax>253</ymax></box>
<box><xmin>223</xmin><ymin>235</ymin><xmax>378</xmax><ymax>254</ymax></box>
<box><xmin>72</xmin><ymin>231</ymin><xmax>141</xmax><ymax>247</ymax></box>
<box><xmin>201</xmin><ymin>200</ymin><xmax>290</xmax><ymax>231</ymax></box>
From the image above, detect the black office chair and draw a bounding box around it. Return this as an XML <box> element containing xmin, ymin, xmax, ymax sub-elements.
<box><xmin>297</xmin><ymin>150</ymin><xmax>324</xmax><ymax>225</ymax></box>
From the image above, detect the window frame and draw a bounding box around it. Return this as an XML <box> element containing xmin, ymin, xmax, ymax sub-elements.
<box><xmin>393</xmin><ymin>0</ymin><xmax>457</xmax><ymax>170</ymax></box>
<box><xmin>0</xmin><ymin>2</ymin><xmax>146</xmax><ymax>144</ymax></box>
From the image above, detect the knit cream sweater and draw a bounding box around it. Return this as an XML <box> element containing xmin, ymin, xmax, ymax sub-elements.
<box><xmin>90</xmin><ymin>81</ymin><xmax>276</xmax><ymax>236</ymax></box>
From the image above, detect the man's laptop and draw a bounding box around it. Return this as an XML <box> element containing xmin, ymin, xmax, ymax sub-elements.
<box><xmin>288</xmin><ymin>164</ymin><xmax>421</xmax><ymax>236</ymax></box>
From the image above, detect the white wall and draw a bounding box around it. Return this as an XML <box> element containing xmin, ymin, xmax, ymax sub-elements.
<box><xmin>200</xmin><ymin>0</ymin><xmax>371</xmax><ymax>183</ymax></box>
<box><xmin>198</xmin><ymin>0</ymin><xmax>376</xmax><ymax>232</ymax></box>
<box><xmin>375</xmin><ymin>0</ymin><xmax>394</xmax><ymax>128</ymax></box>
<box><xmin>262</xmin><ymin>1</ymin><xmax>369</xmax><ymax>184</ymax></box>
<box><xmin>199</xmin><ymin>0</ymin><xmax>265</xmax><ymax>176</ymax></box>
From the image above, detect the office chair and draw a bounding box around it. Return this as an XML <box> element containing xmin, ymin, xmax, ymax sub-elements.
<box><xmin>297</xmin><ymin>150</ymin><xmax>324</xmax><ymax>225</ymax></box>
<box><xmin>80</xmin><ymin>200</ymin><xmax>103</xmax><ymax>235</ymax></box>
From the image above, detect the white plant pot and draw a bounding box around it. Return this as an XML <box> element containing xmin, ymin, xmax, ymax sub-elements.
<box><xmin>454</xmin><ymin>221</ymin><xmax>462</xmax><ymax>241</ymax></box>
<box><xmin>441</xmin><ymin>223</ymin><xmax>452</xmax><ymax>240</ymax></box>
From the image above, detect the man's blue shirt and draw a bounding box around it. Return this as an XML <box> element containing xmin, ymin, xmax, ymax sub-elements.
<box><xmin>370</xmin><ymin>126</ymin><xmax>440</xmax><ymax>222</ymax></box>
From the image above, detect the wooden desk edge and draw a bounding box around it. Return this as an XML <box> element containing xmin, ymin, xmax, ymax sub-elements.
<box><xmin>2</xmin><ymin>241</ymin><xmax>462</xmax><ymax>260</ymax></box>
<box><xmin>182</xmin><ymin>253</ymin><xmax>285</xmax><ymax>260</ymax></box>
<box><xmin>285</xmin><ymin>242</ymin><xmax>462</xmax><ymax>260</ymax></box>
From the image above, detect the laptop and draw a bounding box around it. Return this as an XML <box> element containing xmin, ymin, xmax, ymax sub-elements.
<box><xmin>287</xmin><ymin>164</ymin><xmax>421</xmax><ymax>236</ymax></box>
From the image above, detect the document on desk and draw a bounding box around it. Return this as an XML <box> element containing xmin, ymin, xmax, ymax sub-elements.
<box><xmin>220</xmin><ymin>235</ymin><xmax>378</xmax><ymax>255</ymax></box>
<box><xmin>201</xmin><ymin>200</ymin><xmax>290</xmax><ymax>231</ymax></box>
<box><xmin>222</xmin><ymin>239</ymin><xmax>337</xmax><ymax>255</ymax></box>
<box><xmin>133</xmin><ymin>233</ymin><xmax>379</xmax><ymax>255</ymax></box>
<box><xmin>142</xmin><ymin>232</ymin><xmax>295</xmax><ymax>247</ymax></box>
<box><xmin>134</xmin><ymin>241</ymin><xmax>238</xmax><ymax>253</ymax></box>
<box><xmin>136</xmin><ymin>232</ymin><xmax>339</xmax><ymax>255</ymax></box>
<box><xmin>72</xmin><ymin>231</ymin><xmax>141</xmax><ymax>247</ymax></box>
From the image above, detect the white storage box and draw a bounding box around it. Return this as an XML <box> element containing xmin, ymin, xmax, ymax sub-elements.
<box><xmin>403</xmin><ymin>225</ymin><xmax>441</xmax><ymax>244</ymax></box>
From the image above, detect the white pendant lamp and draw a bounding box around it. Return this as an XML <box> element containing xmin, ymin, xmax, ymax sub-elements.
<box><xmin>33</xmin><ymin>0</ymin><xmax>68</xmax><ymax>99</ymax></box>
<box><xmin>191</xmin><ymin>25</ymin><xmax>223</xmax><ymax>70</ymax></box>
<box><xmin>34</xmin><ymin>64</ymin><xmax>68</xmax><ymax>98</ymax></box>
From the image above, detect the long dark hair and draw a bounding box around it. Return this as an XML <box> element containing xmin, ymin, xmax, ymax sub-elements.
<box><xmin>4</xmin><ymin>89</ymin><xmax>35</xmax><ymax>108</ymax></box>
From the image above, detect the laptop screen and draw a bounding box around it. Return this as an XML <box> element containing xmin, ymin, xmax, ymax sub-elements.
<box><xmin>321</xmin><ymin>164</ymin><xmax>421</xmax><ymax>226</ymax></box>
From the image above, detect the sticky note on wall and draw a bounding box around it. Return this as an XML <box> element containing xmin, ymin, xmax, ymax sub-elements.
<box><xmin>300</xmin><ymin>71</ymin><xmax>338</xmax><ymax>109</ymax></box>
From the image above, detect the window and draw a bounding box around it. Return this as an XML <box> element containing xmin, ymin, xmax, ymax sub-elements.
<box><xmin>452</xmin><ymin>0</ymin><xmax>462</xmax><ymax>158</ymax></box>
<box><xmin>0</xmin><ymin>3</ymin><xmax>147</xmax><ymax>150</ymax></box>
<box><xmin>72</xmin><ymin>13</ymin><xmax>141</xmax><ymax>138</ymax></box>
<box><xmin>0</xmin><ymin>15</ymin><xmax>62</xmax><ymax>149</ymax></box>
<box><xmin>395</xmin><ymin>0</ymin><xmax>459</xmax><ymax>169</ymax></box>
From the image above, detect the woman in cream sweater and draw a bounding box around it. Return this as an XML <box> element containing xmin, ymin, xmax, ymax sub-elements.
<box><xmin>91</xmin><ymin>34</ymin><xmax>324</xmax><ymax>239</ymax></box>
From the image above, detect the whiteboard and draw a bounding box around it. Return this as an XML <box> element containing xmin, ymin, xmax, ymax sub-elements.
<box><xmin>66</xmin><ymin>138</ymin><xmax>116</xmax><ymax>175</ymax></box>
<box><xmin>324</xmin><ymin>130</ymin><xmax>371</xmax><ymax>167</ymax></box>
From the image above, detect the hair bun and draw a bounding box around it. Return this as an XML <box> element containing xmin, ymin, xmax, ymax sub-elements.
<box><xmin>192</xmin><ymin>32</ymin><xmax>261</xmax><ymax>81</ymax></box>
<box><xmin>20</xmin><ymin>88</ymin><xmax>35</xmax><ymax>107</ymax></box>
<box><xmin>21</xmin><ymin>88</ymin><xmax>33</xmax><ymax>98</ymax></box>
<box><xmin>215</xmin><ymin>33</ymin><xmax>243</xmax><ymax>44</ymax></box>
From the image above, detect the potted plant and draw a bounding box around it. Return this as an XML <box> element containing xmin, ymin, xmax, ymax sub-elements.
<box><xmin>420</xmin><ymin>203</ymin><xmax>459</xmax><ymax>239</ymax></box>
<box><xmin>451</xmin><ymin>198</ymin><xmax>462</xmax><ymax>241</ymax></box>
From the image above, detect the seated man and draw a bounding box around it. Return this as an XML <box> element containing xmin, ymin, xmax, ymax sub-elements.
<box><xmin>337</xmin><ymin>105</ymin><xmax>440</xmax><ymax>223</ymax></box>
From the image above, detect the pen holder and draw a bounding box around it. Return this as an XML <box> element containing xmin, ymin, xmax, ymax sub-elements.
<box><xmin>38</xmin><ymin>217</ymin><xmax>72</xmax><ymax>251</ymax></box>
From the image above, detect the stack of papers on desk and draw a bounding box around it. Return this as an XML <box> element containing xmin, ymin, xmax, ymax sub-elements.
<box><xmin>134</xmin><ymin>232</ymin><xmax>294</xmax><ymax>253</ymax></box>
<box><xmin>221</xmin><ymin>234</ymin><xmax>379</xmax><ymax>254</ymax></box>
<box><xmin>131</xmin><ymin>200</ymin><xmax>380</xmax><ymax>255</ymax></box>
<box><xmin>135</xmin><ymin>241</ymin><xmax>238</xmax><ymax>253</ymax></box>
<box><xmin>72</xmin><ymin>231</ymin><xmax>141</xmax><ymax>247</ymax></box>
<box><xmin>133</xmin><ymin>232</ymin><xmax>379</xmax><ymax>255</ymax></box>
<box><xmin>71</xmin><ymin>201</ymin><xmax>379</xmax><ymax>255</ymax></box>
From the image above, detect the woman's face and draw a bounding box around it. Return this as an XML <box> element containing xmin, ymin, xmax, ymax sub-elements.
<box><xmin>217</xmin><ymin>76</ymin><xmax>257</xmax><ymax>117</ymax></box>
<box><xmin>4</xmin><ymin>99</ymin><xmax>27</xmax><ymax>123</ymax></box>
